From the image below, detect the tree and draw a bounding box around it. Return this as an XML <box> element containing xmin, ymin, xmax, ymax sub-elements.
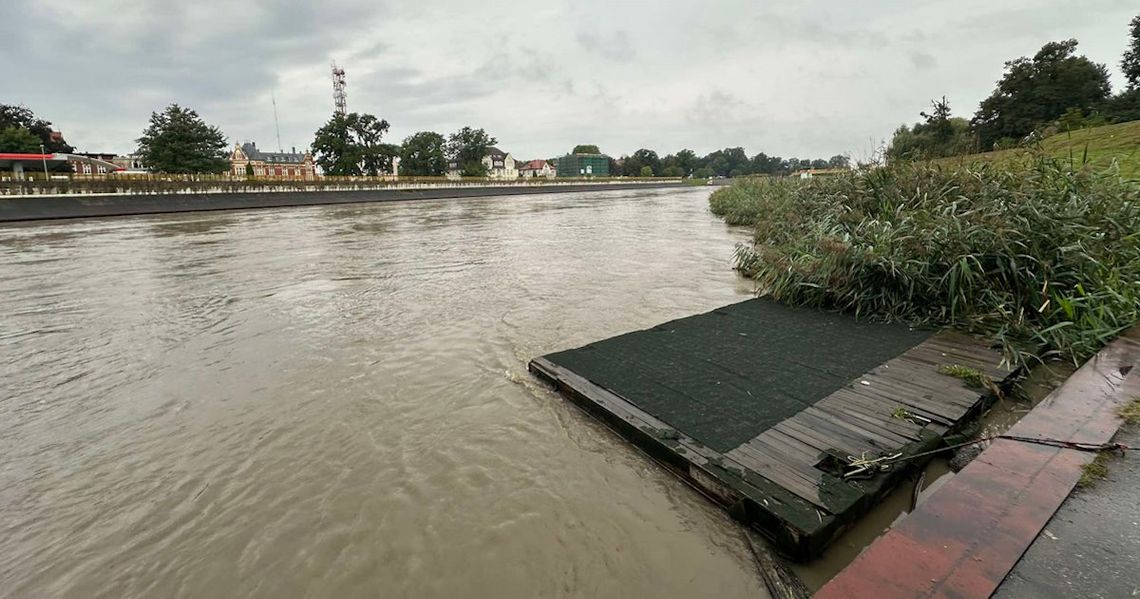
<box><xmin>674</xmin><ymin>149</ymin><xmax>697</xmax><ymax>176</ymax></box>
<box><xmin>888</xmin><ymin>98</ymin><xmax>978</xmax><ymax>160</ymax></box>
<box><xmin>399</xmin><ymin>131</ymin><xmax>447</xmax><ymax>176</ymax></box>
<box><xmin>446</xmin><ymin>127</ymin><xmax>497</xmax><ymax>177</ymax></box>
<box><xmin>639</xmin><ymin>165</ymin><xmax>654</xmax><ymax>177</ymax></box>
<box><xmin>633</xmin><ymin>149</ymin><xmax>660</xmax><ymax>173</ymax></box>
<box><xmin>311</xmin><ymin>112</ymin><xmax>399</xmax><ymax>176</ymax></box>
<box><xmin>572</xmin><ymin>144</ymin><xmax>600</xmax><ymax>154</ymax></box>
<box><xmin>971</xmin><ymin>40</ymin><xmax>1111</xmax><ymax>149</ymax></box>
<box><xmin>662</xmin><ymin>165</ymin><xmax>684</xmax><ymax>177</ymax></box>
<box><xmin>827</xmin><ymin>155</ymin><xmax>850</xmax><ymax>169</ymax></box>
<box><xmin>136</xmin><ymin>104</ymin><xmax>229</xmax><ymax>174</ymax></box>
<box><xmin>749</xmin><ymin>152</ymin><xmax>782</xmax><ymax>175</ymax></box>
<box><xmin>0</xmin><ymin>104</ymin><xmax>73</xmax><ymax>152</ymax></box>
<box><xmin>0</xmin><ymin>127</ymin><xmax>41</xmax><ymax>153</ymax></box>
<box><xmin>1123</xmin><ymin>14</ymin><xmax>1140</xmax><ymax>89</ymax></box>
<box><xmin>693</xmin><ymin>167</ymin><xmax>715</xmax><ymax>179</ymax></box>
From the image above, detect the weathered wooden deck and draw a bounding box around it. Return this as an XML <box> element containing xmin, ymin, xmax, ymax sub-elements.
<box><xmin>529</xmin><ymin>299</ymin><xmax>1014</xmax><ymax>560</ymax></box>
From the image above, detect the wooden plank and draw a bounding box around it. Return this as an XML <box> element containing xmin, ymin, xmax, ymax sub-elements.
<box><xmin>814</xmin><ymin>392</ymin><xmax>924</xmax><ymax>440</ymax></box>
<box><xmin>810</xmin><ymin>399</ymin><xmax>919</xmax><ymax>446</ymax></box>
<box><xmin>776</xmin><ymin>416</ymin><xmax>877</xmax><ymax>458</ymax></box>
<box><xmin>727</xmin><ymin>445</ymin><xmax>825</xmax><ymax>508</ymax></box>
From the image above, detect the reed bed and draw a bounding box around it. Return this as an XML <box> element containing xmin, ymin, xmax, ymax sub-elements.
<box><xmin>710</xmin><ymin>158</ymin><xmax>1140</xmax><ymax>367</ymax></box>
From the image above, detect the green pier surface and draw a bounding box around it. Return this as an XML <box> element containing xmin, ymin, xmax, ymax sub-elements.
<box><xmin>543</xmin><ymin>299</ymin><xmax>931</xmax><ymax>453</ymax></box>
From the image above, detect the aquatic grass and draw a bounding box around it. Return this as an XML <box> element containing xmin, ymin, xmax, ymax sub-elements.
<box><xmin>937</xmin><ymin>365</ymin><xmax>989</xmax><ymax>389</ymax></box>
<box><xmin>1077</xmin><ymin>452</ymin><xmax>1112</xmax><ymax>488</ymax></box>
<box><xmin>711</xmin><ymin>157</ymin><xmax>1140</xmax><ymax>368</ymax></box>
<box><xmin>1119</xmin><ymin>398</ymin><xmax>1140</xmax><ymax>425</ymax></box>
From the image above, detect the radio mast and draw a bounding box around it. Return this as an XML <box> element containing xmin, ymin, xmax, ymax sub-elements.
<box><xmin>331</xmin><ymin>62</ymin><xmax>347</xmax><ymax>116</ymax></box>
<box><xmin>271</xmin><ymin>89</ymin><xmax>283</xmax><ymax>152</ymax></box>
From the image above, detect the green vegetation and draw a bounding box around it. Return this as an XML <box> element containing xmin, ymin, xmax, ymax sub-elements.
<box><xmin>1077</xmin><ymin>451</ymin><xmax>1112</xmax><ymax>488</ymax></box>
<box><xmin>937</xmin><ymin>120</ymin><xmax>1140</xmax><ymax>180</ymax></box>
<box><xmin>1119</xmin><ymin>398</ymin><xmax>1140</xmax><ymax>425</ymax></box>
<box><xmin>399</xmin><ymin>131</ymin><xmax>448</xmax><ymax>176</ymax></box>
<box><xmin>136</xmin><ymin>104</ymin><xmax>230</xmax><ymax>174</ymax></box>
<box><xmin>937</xmin><ymin>365</ymin><xmax>989</xmax><ymax>389</ymax></box>
<box><xmin>311</xmin><ymin>112</ymin><xmax>398</xmax><ymax>177</ymax></box>
<box><xmin>446</xmin><ymin>126</ymin><xmax>497</xmax><ymax>177</ymax></box>
<box><xmin>0</xmin><ymin>104</ymin><xmax>73</xmax><ymax>153</ymax></box>
<box><xmin>972</xmin><ymin>39</ymin><xmax>1111</xmax><ymax>150</ymax></box>
<box><xmin>889</xmin><ymin>19</ymin><xmax>1140</xmax><ymax>162</ymax></box>
<box><xmin>710</xmin><ymin>159</ymin><xmax>1140</xmax><ymax>368</ymax></box>
<box><xmin>571</xmin><ymin>144</ymin><xmax>600</xmax><ymax>154</ymax></box>
<box><xmin>0</xmin><ymin>127</ymin><xmax>42</xmax><ymax>153</ymax></box>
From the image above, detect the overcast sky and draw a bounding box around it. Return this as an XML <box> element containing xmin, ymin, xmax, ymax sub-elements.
<box><xmin>4</xmin><ymin>0</ymin><xmax>1136</xmax><ymax>160</ymax></box>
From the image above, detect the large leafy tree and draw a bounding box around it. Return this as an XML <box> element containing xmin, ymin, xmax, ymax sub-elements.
<box><xmin>0</xmin><ymin>104</ymin><xmax>73</xmax><ymax>152</ymax></box>
<box><xmin>1123</xmin><ymin>14</ymin><xmax>1140</xmax><ymax>89</ymax></box>
<box><xmin>571</xmin><ymin>144</ymin><xmax>600</xmax><ymax>154</ymax></box>
<box><xmin>446</xmin><ymin>126</ymin><xmax>496</xmax><ymax>177</ymax></box>
<box><xmin>136</xmin><ymin>104</ymin><xmax>229</xmax><ymax>174</ymax></box>
<box><xmin>622</xmin><ymin>148</ymin><xmax>660</xmax><ymax>177</ymax></box>
<box><xmin>0</xmin><ymin>127</ymin><xmax>42</xmax><ymax>153</ymax></box>
<box><xmin>311</xmin><ymin>112</ymin><xmax>399</xmax><ymax>176</ymax></box>
<box><xmin>971</xmin><ymin>40</ymin><xmax>1111</xmax><ymax>149</ymax></box>
<box><xmin>399</xmin><ymin>131</ymin><xmax>447</xmax><ymax>176</ymax></box>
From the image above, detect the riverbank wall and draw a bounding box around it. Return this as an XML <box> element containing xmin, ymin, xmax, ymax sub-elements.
<box><xmin>0</xmin><ymin>181</ymin><xmax>690</xmax><ymax>223</ymax></box>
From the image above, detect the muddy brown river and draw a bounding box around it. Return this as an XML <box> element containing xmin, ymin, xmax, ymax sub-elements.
<box><xmin>0</xmin><ymin>188</ymin><xmax>772</xmax><ymax>598</ymax></box>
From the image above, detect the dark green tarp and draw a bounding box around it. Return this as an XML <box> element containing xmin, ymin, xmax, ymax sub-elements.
<box><xmin>544</xmin><ymin>298</ymin><xmax>931</xmax><ymax>452</ymax></box>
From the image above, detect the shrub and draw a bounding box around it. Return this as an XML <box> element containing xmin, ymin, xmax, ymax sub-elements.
<box><xmin>710</xmin><ymin>157</ymin><xmax>1140</xmax><ymax>367</ymax></box>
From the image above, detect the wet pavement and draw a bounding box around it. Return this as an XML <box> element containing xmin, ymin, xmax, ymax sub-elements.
<box><xmin>994</xmin><ymin>426</ymin><xmax>1140</xmax><ymax>599</ymax></box>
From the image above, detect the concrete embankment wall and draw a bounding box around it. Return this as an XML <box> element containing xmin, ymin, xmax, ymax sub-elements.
<box><xmin>0</xmin><ymin>182</ymin><xmax>690</xmax><ymax>223</ymax></box>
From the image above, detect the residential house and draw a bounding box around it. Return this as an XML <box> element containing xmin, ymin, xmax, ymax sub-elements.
<box><xmin>448</xmin><ymin>147</ymin><xmax>517</xmax><ymax>179</ymax></box>
<box><xmin>518</xmin><ymin>159</ymin><xmax>555</xmax><ymax>178</ymax></box>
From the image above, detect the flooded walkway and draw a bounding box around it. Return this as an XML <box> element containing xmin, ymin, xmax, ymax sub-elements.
<box><xmin>0</xmin><ymin>188</ymin><xmax>767</xmax><ymax>598</ymax></box>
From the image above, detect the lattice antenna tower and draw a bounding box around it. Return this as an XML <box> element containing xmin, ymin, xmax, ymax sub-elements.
<box><xmin>331</xmin><ymin>62</ymin><xmax>347</xmax><ymax>116</ymax></box>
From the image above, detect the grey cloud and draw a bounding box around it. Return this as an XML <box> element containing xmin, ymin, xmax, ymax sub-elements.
<box><xmin>2</xmin><ymin>0</ymin><xmax>1136</xmax><ymax>159</ymax></box>
<box><xmin>575</xmin><ymin>30</ymin><xmax>635</xmax><ymax>62</ymax></box>
<box><xmin>910</xmin><ymin>52</ymin><xmax>937</xmax><ymax>69</ymax></box>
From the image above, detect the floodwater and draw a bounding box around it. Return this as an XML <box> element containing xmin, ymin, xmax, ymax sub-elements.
<box><xmin>0</xmin><ymin>188</ymin><xmax>770</xmax><ymax>598</ymax></box>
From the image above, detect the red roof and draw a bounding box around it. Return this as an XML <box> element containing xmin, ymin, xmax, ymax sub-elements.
<box><xmin>520</xmin><ymin>160</ymin><xmax>550</xmax><ymax>170</ymax></box>
<box><xmin>0</xmin><ymin>153</ymin><xmax>55</xmax><ymax>160</ymax></box>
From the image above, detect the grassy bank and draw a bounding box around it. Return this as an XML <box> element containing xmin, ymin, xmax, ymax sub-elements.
<box><xmin>710</xmin><ymin>159</ymin><xmax>1140</xmax><ymax>367</ymax></box>
<box><xmin>936</xmin><ymin>120</ymin><xmax>1140</xmax><ymax>180</ymax></box>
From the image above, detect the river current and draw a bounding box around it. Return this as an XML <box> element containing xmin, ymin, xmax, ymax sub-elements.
<box><xmin>0</xmin><ymin>188</ymin><xmax>767</xmax><ymax>598</ymax></box>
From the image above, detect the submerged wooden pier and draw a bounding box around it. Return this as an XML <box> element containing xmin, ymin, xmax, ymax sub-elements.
<box><xmin>529</xmin><ymin>299</ymin><xmax>1014</xmax><ymax>560</ymax></box>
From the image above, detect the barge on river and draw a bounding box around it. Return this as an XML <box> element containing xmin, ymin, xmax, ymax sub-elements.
<box><xmin>529</xmin><ymin>298</ymin><xmax>1014</xmax><ymax>560</ymax></box>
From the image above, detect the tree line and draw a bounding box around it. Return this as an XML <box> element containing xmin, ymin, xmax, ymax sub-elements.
<box><xmin>888</xmin><ymin>14</ymin><xmax>1140</xmax><ymax>161</ymax></box>
<box><xmin>1</xmin><ymin>102</ymin><xmax>848</xmax><ymax>178</ymax></box>
<box><xmin>608</xmin><ymin>147</ymin><xmax>848</xmax><ymax>178</ymax></box>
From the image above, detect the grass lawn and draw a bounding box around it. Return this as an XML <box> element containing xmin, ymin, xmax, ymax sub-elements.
<box><xmin>935</xmin><ymin>120</ymin><xmax>1140</xmax><ymax>179</ymax></box>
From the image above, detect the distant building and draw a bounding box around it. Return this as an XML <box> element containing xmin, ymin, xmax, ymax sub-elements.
<box><xmin>70</xmin><ymin>152</ymin><xmax>122</xmax><ymax>175</ymax></box>
<box><xmin>518</xmin><ymin>159</ymin><xmax>555</xmax><ymax>178</ymax></box>
<box><xmin>447</xmin><ymin>147</ymin><xmax>517</xmax><ymax>179</ymax></box>
<box><xmin>794</xmin><ymin>168</ymin><xmax>848</xmax><ymax>180</ymax></box>
<box><xmin>230</xmin><ymin>142</ymin><xmax>316</xmax><ymax>179</ymax></box>
<box><xmin>556</xmin><ymin>153</ymin><xmax>609</xmax><ymax>178</ymax></box>
<box><xmin>111</xmin><ymin>155</ymin><xmax>146</xmax><ymax>173</ymax></box>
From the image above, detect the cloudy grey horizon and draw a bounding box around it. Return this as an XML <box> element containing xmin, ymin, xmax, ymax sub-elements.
<box><xmin>4</xmin><ymin>0</ymin><xmax>1136</xmax><ymax>161</ymax></box>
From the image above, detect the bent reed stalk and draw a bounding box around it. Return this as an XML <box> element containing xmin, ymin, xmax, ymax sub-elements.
<box><xmin>710</xmin><ymin>157</ymin><xmax>1140</xmax><ymax>368</ymax></box>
